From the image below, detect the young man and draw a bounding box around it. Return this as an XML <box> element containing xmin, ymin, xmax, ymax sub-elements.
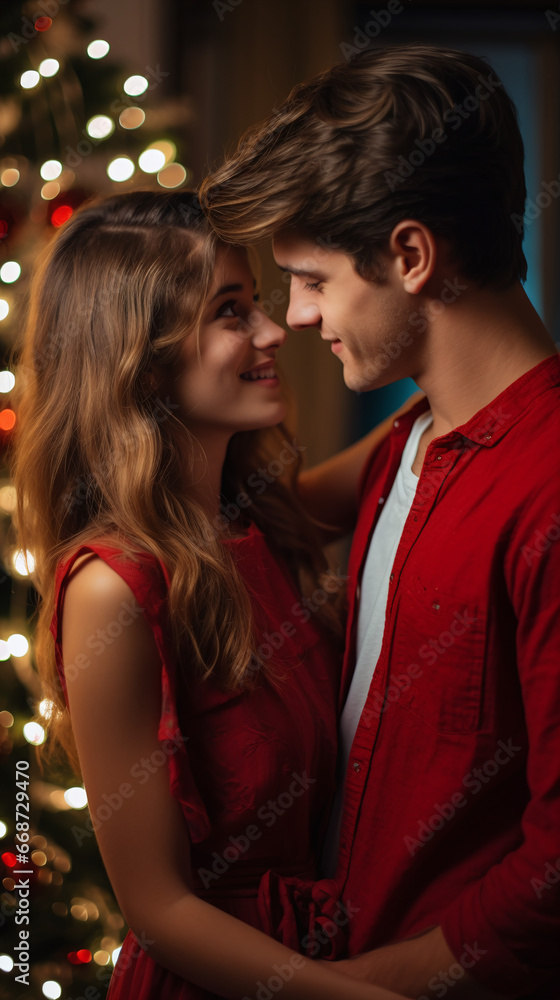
<box><xmin>199</xmin><ymin>45</ymin><xmax>560</xmax><ymax>999</ymax></box>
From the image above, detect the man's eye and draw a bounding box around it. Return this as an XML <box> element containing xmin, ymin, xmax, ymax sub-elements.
<box><xmin>304</xmin><ymin>281</ymin><xmax>322</xmax><ymax>292</ymax></box>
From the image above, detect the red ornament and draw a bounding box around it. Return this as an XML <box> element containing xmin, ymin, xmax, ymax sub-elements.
<box><xmin>35</xmin><ymin>17</ymin><xmax>52</xmax><ymax>31</ymax></box>
<box><xmin>51</xmin><ymin>205</ymin><xmax>73</xmax><ymax>228</ymax></box>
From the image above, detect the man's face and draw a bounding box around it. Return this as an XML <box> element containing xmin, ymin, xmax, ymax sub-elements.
<box><xmin>272</xmin><ymin>233</ymin><xmax>421</xmax><ymax>392</ymax></box>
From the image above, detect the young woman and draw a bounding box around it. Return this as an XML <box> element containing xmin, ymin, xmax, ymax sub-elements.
<box><xmin>12</xmin><ymin>190</ymin><xmax>411</xmax><ymax>1000</ymax></box>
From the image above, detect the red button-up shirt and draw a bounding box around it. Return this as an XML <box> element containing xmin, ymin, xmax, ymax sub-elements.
<box><xmin>334</xmin><ymin>354</ymin><xmax>560</xmax><ymax>996</ymax></box>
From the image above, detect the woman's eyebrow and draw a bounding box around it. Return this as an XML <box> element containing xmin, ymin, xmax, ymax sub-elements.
<box><xmin>209</xmin><ymin>278</ymin><xmax>257</xmax><ymax>303</ymax></box>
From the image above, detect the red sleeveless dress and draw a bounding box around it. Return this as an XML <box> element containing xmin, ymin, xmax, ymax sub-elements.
<box><xmin>50</xmin><ymin>522</ymin><xmax>344</xmax><ymax>998</ymax></box>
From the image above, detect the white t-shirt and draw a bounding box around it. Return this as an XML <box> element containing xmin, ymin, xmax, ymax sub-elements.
<box><xmin>322</xmin><ymin>410</ymin><xmax>434</xmax><ymax>875</ymax></box>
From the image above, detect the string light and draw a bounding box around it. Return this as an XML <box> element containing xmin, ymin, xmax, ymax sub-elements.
<box><xmin>0</xmin><ymin>955</ymin><xmax>13</xmax><ymax>972</ymax></box>
<box><xmin>87</xmin><ymin>39</ymin><xmax>110</xmax><ymax>59</ymax></box>
<box><xmin>7</xmin><ymin>634</ymin><xmax>29</xmax><ymax>657</ymax></box>
<box><xmin>39</xmin><ymin>59</ymin><xmax>60</xmax><ymax>78</ymax></box>
<box><xmin>0</xmin><ymin>370</ymin><xmax>15</xmax><ymax>391</ymax></box>
<box><xmin>107</xmin><ymin>157</ymin><xmax>134</xmax><ymax>182</ymax></box>
<box><xmin>0</xmin><ymin>642</ymin><xmax>9</xmax><ymax>661</ymax></box>
<box><xmin>0</xmin><ymin>410</ymin><xmax>16</xmax><ymax>431</ymax></box>
<box><xmin>0</xmin><ymin>302</ymin><xmax>9</xmax><ymax>321</ymax></box>
<box><xmin>40</xmin><ymin>159</ymin><xmax>62</xmax><ymax>180</ymax></box>
<box><xmin>1</xmin><ymin>168</ymin><xmax>19</xmax><ymax>187</ymax></box>
<box><xmin>123</xmin><ymin>75</ymin><xmax>148</xmax><ymax>97</ymax></box>
<box><xmin>0</xmin><ymin>821</ymin><xmax>6</xmax><ymax>837</ymax></box>
<box><xmin>51</xmin><ymin>205</ymin><xmax>73</xmax><ymax>228</ymax></box>
<box><xmin>86</xmin><ymin>115</ymin><xmax>114</xmax><ymax>140</ymax></box>
<box><xmin>12</xmin><ymin>550</ymin><xmax>35</xmax><ymax>576</ymax></box>
<box><xmin>42</xmin><ymin>982</ymin><xmax>62</xmax><ymax>999</ymax></box>
<box><xmin>119</xmin><ymin>107</ymin><xmax>145</xmax><ymax>129</ymax></box>
<box><xmin>64</xmin><ymin>787</ymin><xmax>88</xmax><ymax>809</ymax></box>
<box><xmin>157</xmin><ymin>164</ymin><xmax>188</xmax><ymax>189</ymax></box>
<box><xmin>20</xmin><ymin>70</ymin><xmax>40</xmax><ymax>89</ymax></box>
<box><xmin>41</xmin><ymin>182</ymin><xmax>60</xmax><ymax>200</ymax></box>
<box><xmin>138</xmin><ymin>148</ymin><xmax>166</xmax><ymax>173</ymax></box>
<box><xmin>0</xmin><ymin>261</ymin><xmax>21</xmax><ymax>283</ymax></box>
<box><xmin>23</xmin><ymin>721</ymin><xmax>45</xmax><ymax>745</ymax></box>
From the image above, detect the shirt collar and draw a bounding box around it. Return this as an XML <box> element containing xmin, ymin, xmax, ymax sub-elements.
<box><xmin>396</xmin><ymin>353</ymin><xmax>560</xmax><ymax>449</ymax></box>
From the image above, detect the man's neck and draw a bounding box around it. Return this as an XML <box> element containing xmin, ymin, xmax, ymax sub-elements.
<box><xmin>413</xmin><ymin>281</ymin><xmax>557</xmax><ymax>440</ymax></box>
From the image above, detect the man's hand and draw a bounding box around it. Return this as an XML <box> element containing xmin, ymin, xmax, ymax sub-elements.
<box><xmin>318</xmin><ymin>925</ymin><xmax>512</xmax><ymax>999</ymax></box>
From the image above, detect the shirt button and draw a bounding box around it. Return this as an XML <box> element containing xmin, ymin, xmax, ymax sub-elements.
<box><xmin>352</xmin><ymin>761</ymin><xmax>361</xmax><ymax>773</ymax></box>
<box><xmin>485</xmin><ymin>433</ymin><xmax>492</xmax><ymax>440</ymax></box>
<box><xmin>390</xmin><ymin>573</ymin><xmax>394</xmax><ymax>582</ymax></box>
<box><xmin>436</xmin><ymin>454</ymin><xmax>442</xmax><ymax>460</ymax></box>
<box><xmin>378</xmin><ymin>497</ymin><xmax>385</xmax><ymax>505</ymax></box>
<box><xmin>394</xmin><ymin>420</ymin><xmax>399</xmax><ymax>428</ymax></box>
<box><xmin>355</xmin><ymin>584</ymin><xmax>361</xmax><ymax>600</ymax></box>
<box><xmin>432</xmin><ymin>602</ymin><xmax>440</xmax><ymax>610</ymax></box>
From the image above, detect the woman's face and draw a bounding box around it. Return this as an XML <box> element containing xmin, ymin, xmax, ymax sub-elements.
<box><xmin>164</xmin><ymin>244</ymin><xmax>287</xmax><ymax>440</ymax></box>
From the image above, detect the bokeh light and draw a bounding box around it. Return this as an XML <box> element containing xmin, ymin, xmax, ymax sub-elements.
<box><xmin>20</xmin><ymin>70</ymin><xmax>40</xmax><ymax>89</ymax></box>
<box><xmin>157</xmin><ymin>164</ymin><xmax>188</xmax><ymax>189</ymax></box>
<box><xmin>12</xmin><ymin>549</ymin><xmax>35</xmax><ymax>576</ymax></box>
<box><xmin>86</xmin><ymin>115</ymin><xmax>114</xmax><ymax>140</ymax></box>
<box><xmin>51</xmin><ymin>205</ymin><xmax>73</xmax><ymax>228</ymax></box>
<box><xmin>64</xmin><ymin>787</ymin><xmax>88</xmax><ymax>809</ymax></box>
<box><xmin>107</xmin><ymin>157</ymin><xmax>134</xmax><ymax>182</ymax></box>
<box><xmin>119</xmin><ymin>107</ymin><xmax>145</xmax><ymax>130</ymax></box>
<box><xmin>0</xmin><ymin>954</ymin><xmax>13</xmax><ymax>972</ymax></box>
<box><xmin>87</xmin><ymin>39</ymin><xmax>110</xmax><ymax>59</ymax></box>
<box><xmin>0</xmin><ymin>371</ymin><xmax>15</xmax><ymax>392</ymax></box>
<box><xmin>42</xmin><ymin>982</ymin><xmax>62</xmax><ymax>1000</ymax></box>
<box><xmin>39</xmin><ymin>59</ymin><xmax>60</xmax><ymax>78</ymax></box>
<box><xmin>0</xmin><ymin>410</ymin><xmax>16</xmax><ymax>431</ymax></box>
<box><xmin>23</xmin><ymin>721</ymin><xmax>46</xmax><ymax>745</ymax></box>
<box><xmin>123</xmin><ymin>75</ymin><xmax>148</xmax><ymax>96</ymax></box>
<box><xmin>40</xmin><ymin>159</ymin><xmax>62</xmax><ymax>180</ymax></box>
<box><xmin>34</xmin><ymin>17</ymin><xmax>52</xmax><ymax>31</ymax></box>
<box><xmin>41</xmin><ymin>182</ymin><xmax>60</xmax><ymax>201</ymax></box>
<box><xmin>7</xmin><ymin>634</ymin><xmax>29</xmax><ymax>657</ymax></box>
<box><xmin>1</xmin><ymin>168</ymin><xmax>19</xmax><ymax>187</ymax></box>
<box><xmin>0</xmin><ymin>261</ymin><xmax>21</xmax><ymax>283</ymax></box>
<box><xmin>0</xmin><ymin>485</ymin><xmax>16</xmax><ymax>512</ymax></box>
<box><xmin>138</xmin><ymin>148</ymin><xmax>166</xmax><ymax>173</ymax></box>
<box><xmin>0</xmin><ymin>301</ymin><xmax>9</xmax><ymax>322</ymax></box>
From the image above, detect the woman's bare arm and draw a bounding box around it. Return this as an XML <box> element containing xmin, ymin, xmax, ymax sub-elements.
<box><xmin>61</xmin><ymin>558</ymin><xmax>408</xmax><ymax>1000</ymax></box>
<box><xmin>297</xmin><ymin>391</ymin><xmax>426</xmax><ymax>539</ymax></box>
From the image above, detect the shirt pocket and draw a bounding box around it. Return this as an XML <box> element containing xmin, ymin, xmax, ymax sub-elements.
<box><xmin>393</xmin><ymin>578</ymin><xmax>487</xmax><ymax>735</ymax></box>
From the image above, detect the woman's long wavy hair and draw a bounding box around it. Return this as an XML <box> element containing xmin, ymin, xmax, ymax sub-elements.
<box><xmin>11</xmin><ymin>190</ymin><xmax>344</xmax><ymax>776</ymax></box>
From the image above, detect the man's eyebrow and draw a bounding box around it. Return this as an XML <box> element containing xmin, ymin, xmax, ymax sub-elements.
<box><xmin>276</xmin><ymin>264</ymin><xmax>327</xmax><ymax>280</ymax></box>
<box><xmin>209</xmin><ymin>278</ymin><xmax>258</xmax><ymax>304</ymax></box>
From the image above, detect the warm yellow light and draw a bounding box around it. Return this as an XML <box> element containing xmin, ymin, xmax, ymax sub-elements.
<box><xmin>1</xmin><ymin>168</ymin><xmax>20</xmax><ymax>187</ymax></box>
<box><xmin>41</xmin><ymin>181</ymin><xmax>60</xmax><ymax>200</ymax></box>
<box><xmin>157</xmin><ymin>163</ymin><xmax>188</xmax><ymax>189</ymax></box>
<box><xmin>149</xmin><ymin>140</ymin><xmax>176</xmax><ymax>165</ymax></box>
<box><xmin>0</xmin><ymin>485</ymin><xmax>16</xmax><ymax>512</ymax></box>
<box><xmin>13</xmin><ymin>549</ymin><xmax>35</xmax><ymax>576</ymax></box>
<box><xmin>119</xmin><ymin>107</ymin><xmax>145</xmax><ymax>130</ymax></box>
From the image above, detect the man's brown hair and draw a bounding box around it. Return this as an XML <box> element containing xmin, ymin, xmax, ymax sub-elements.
<box><xmin>199</xmin><ymin>44</ymin><xmax>527</xmax><ymax>288</ymax></box>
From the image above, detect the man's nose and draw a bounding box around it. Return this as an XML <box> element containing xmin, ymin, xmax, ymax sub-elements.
<box><xmin>286</xmin><ymin>294</ymin><xmax>322</xmax><ymax>331</ymax></box>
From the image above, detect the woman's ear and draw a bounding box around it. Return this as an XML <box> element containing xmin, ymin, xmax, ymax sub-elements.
<box><xmin>389</xmin><ymin>219</ymin><xmax>437</xmax><ymax>295</ymax></box>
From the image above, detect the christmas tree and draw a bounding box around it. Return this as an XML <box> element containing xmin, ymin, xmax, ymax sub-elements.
<box><xmin>1</xmin><ymin>3</ymin><xmax>192</xmax><ymax>996</ymax></box>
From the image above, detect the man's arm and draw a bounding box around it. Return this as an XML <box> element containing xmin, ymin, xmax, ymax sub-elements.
<box><xmin>297</xmin><ymin>391</ymin><xmax>426</xmax><ymax>539</ymax></box>
<box><xmin>321</xmin><ymin>925</ymin><xmax>511</xmax><ymax>998</ymax></box>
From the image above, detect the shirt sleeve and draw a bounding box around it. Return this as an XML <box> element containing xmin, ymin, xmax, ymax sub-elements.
<box><xmin>439</xmin><ymin>478</ymin><xmax>560</xmax><ymax>994</ymax></box>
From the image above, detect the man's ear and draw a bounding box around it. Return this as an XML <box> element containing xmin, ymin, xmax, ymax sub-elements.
<box><xmin>389</xmin><ymin>220</ymin><xmax>437</xmax><ymax>295</ymax></box>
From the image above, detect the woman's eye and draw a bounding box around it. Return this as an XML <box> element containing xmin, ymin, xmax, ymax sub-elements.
<box><xmin>216</xmin><ymin>299</ymin><xmax>237</xmax><ymax>319</ymax></box>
